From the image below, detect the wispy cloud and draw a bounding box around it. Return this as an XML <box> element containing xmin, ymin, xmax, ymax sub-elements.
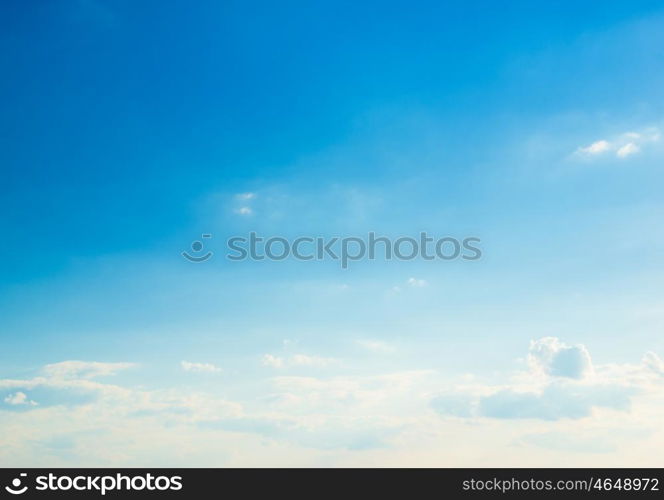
<box><xmin>261</xmin><ymin>354</ymin><xmax>285</xmax><ymax>369</ymax></box>
<box><xmin>261</xmin><ymin>354</ymin><xmax>338</xmax><ymax>369</ymax></box>
<box><xmin>616</xmin><ymin>142</ymin><xmax>640</xmax><ymax>158</ymax></box>
<box><xmin>180</xmin><ymin>361</ymin><xmax>221</xmax><ymax>374</ymax></box>
<box><xmin>355</xmin><ymin>339</ymin><xmax>396</xmax><ymax>354</ymax></box>
<box><xmin>233</xmin><ymin>206</ymin><xmax>253</xmax><ymax>216</ymax></box>
<box><xmin>232</xmin><ymin>192</ymin><xmax>257</xmax><ymax>216</ymax></box>
<box><xmin>577</xmin><ymin>140</ymin><xmax>611</xmax><ymax>155</ymax></box>
<box><xmin>42</xmin><ymin>361</ymin><xmax>135</xmax><ymax>380</ymax></box>
<box><xmin>574</xmin><ymin>127</ymin><xmax>660</xmax><ymax>160</ymax></box>
<box><xmin>390</xmin><ymin>278</ymin><xmax>428</xmax><ymax>294</ymax></box>
<box><xmin>643</xmin><ymin>352</ymin><xmax>664</xmax><ymax>375</ymax></box>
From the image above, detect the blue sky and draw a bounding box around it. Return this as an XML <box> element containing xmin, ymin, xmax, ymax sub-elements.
<box><xmin>1</xmin><ymin>0</ymin><xmax>664</xmax><ymax>466</ymax></box>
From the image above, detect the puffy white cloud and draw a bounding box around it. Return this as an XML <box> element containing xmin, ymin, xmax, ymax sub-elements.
<box><xmin>180</xmin><ymin>361</ymin><xmax>221</xmax><ymax>373</ymax></box>
<box><xmin>235</xmin><ymin>192</ymin><xmax>256</xmax><ymax>200</ymax></box>
<box><xmin>527</xmin><ymin>337</ymin><xmax>593</xmax><ymax>379</ymax></box>
<box><xmin>433</xmin><ymin>337</ymin><xmax>662</xmax><ymax>422</ymax></box>
<box><xmin>3</xmin><ymin>392</ymin><xmax>37</xmax><ymax>406</ymax></box>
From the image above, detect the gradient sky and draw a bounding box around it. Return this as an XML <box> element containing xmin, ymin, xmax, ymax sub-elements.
<box><xmin>1</xmin><ymin>0</ymin><xmax>664</xmax><ymax>466</ymax></box>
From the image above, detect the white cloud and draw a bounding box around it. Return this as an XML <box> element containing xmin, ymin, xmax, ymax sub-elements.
<box><xmin>233</xmin><ymin>192</ymin><xmax>256</xmax><ymax>216</ymax></box>
<box><xmin>434</xmin><ymin>382</ymin><xmax>633</xmax><ymax>421</ymax></box>
<box><xmin>262</xmin><ymin>354</ymin><xmax>338</xmax><ymax>369</ymax></box>
<box><xmin>234</xmin><ymin>206</ymin><xmax>253</xmax><ymax>216</ymax></box>
<box><xmin>574</xmin><ymin>127</ymin><xmax>660</xmax><ymax>160</ymax></box>
<box><xmin>180</xmin><ymin>361</ymin><xmax>221</xmax><ymax>374</ymax></box>
<box><xmin>290</xmin><ymin>354</ymin><xmax>337</xmax><ymax>367</ymax></box>
<box><xmin>527</xmin><ymin>337</ymin><xmax>593</xmax><ymax>379</ymax></box>
<box><xmin>623</xmin><ymin>129</ymin><xmax>660</xmax><ymax>143</ymax></box>
<box><xmin>355</xmin><ymin>340</ymin><xmax>396</xmax><ymax>354</ymax></box>
<box><xmin>407</xmin><ymin>278</ymin><xmax>427</xmax><ymax>288</ymax></box>
<box><xmin>1</xmin><ymin>340</ymin><xmax>664</xmax><ymax>467</ymax></box>
<box><xmin>42</xmin><ymin>361</ymin><xmax>135</xmax><ymax>380</ymax></box>
<box><xmin>389</xmin><ymin>278</ymin><xmax>427</xmax><ymax>294</ymax></box>
<box><xmin>616</xmin><ymin>142</ymin><xmax>640</xmax><ymax>158</ymax></box>
<box><xmin>0</xmin><ymin>359</ymin><xmax>422</xmax><ymax>464</ymax></box>
<box><xmin>473</xmin><ymin>383</ymin><xmax>633</xmax><ymax>420</ymax></box>
<box><xmin>261</xmin><ymin>354</ymin><xmax>285</xmax><ymax>369</ymax></box>
<box><xmin>432</xmin><ymin>337</ymin><xmax>662</xmax><ymax>422</ymax></box>
<box><xmin>577</xmin><ymin>140</ymin><xmax>611</xmax><ymax>155</ymax></box>
<box><xmin>4</xmin><ymin>392</ymin><xmax>37</xmax><ymax>406</ymax></box>
<box><xmin>643</xmin><ymin>352</ymin><xmax>664</xmax><ymax>375</ymax></box>
<box><xmin>269</xmin><ymin>370</ymin><xmax>434</xmax><ymax>412</ymax></box>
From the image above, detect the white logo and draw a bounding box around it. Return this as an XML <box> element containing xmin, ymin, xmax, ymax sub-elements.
<box><xmin>5</xmin><ymin>473</ymin><xmax>28</xmax><ymax>495</ymax></box>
